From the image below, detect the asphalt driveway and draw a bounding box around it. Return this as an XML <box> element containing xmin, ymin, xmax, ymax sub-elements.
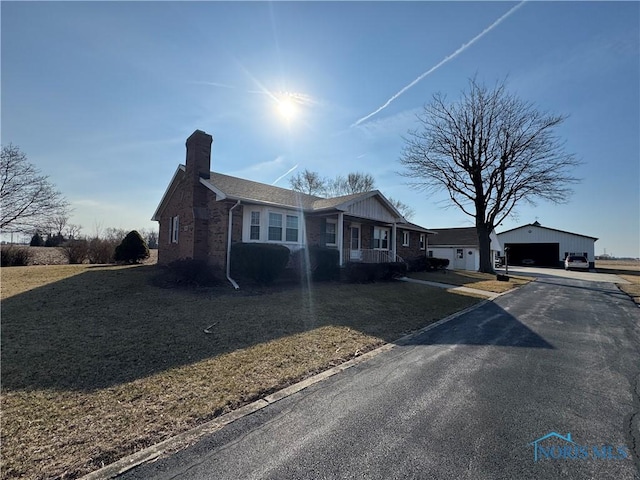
<box><xmin>500</xmin><ymin>265</ymin><xmax>631</xmax><ymax>284</ymax></box>
<box><xmin>119</xmin><ymin>277</ymin><xmax>640</xmax><ymax>480</ymax></box>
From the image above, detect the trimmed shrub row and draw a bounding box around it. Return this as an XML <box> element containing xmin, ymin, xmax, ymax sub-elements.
<box><xmin>343</xmin><ymin>262</ymin><xmax>408</xmax><ymax>283</ymax></box>
<box><xmin>427</xmin><ymin>257</ymin><xmax>450</xmax><ymax>270</ymax></box>
<box><xmin>407</xmin><ymin>256</ymin><xmax>450</xmax><ymax>272</ymax></box>
<box><xmin>289</xmin><ymin>246</ymin><xmax>340</xmax><ymax>282</ymax></box>
<box><xmin>230</xmin><ymin>243</ymin><xmax>341</xmax><ymax>285</ymax></box>
<box><xmin>230</xmin><ymin>243</ymin><xmax>291</xmax><ymax>285</ymax></box>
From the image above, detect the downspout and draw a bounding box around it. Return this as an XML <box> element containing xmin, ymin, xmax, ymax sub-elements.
<box><xmin>338</xmin><ymin>212</ymin><xmax>344</xmax><ymax>266</ymax></box>
<box><xmin>226</xmin><ymin>200</ymin><xmax>241</xmax><ymax>290</ymax></box>
<box><xmin>392</xmin><ymin>222</ymin><xmax>397</xmax><ymax>262</ymax></box>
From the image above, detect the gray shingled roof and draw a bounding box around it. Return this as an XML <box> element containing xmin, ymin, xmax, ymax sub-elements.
<box><xmin>154</xmin><ymin>165</ymin><xmax>433</xmax><ymax>231</ymax></box>
<box><xmin>204</xmin><ymin>172</ymin><xmax>382</xmax><ymax>213</ymax></box>
<box><xmin>398</xmin><ymin>221</ymin><xmax>433</xmax><ymax>233</ymax></box>
<box><xmin>311</xmin><ymin>192</ymin><xmax>372</xmax><ymax>211</ymax></box>
<box><xmin>428</xmin><ymin>227</ymin><xmax>478</xmax><ymax>246</ymax></box>
<box><xmin>204</xmin><ymin>172</ymin><xmax>322</xmax><ymax>209</ymax></box>
<box><xmin>158</xmin><ymin>168</ymin><xmax>429</xmax><ymax>233</ymax></box>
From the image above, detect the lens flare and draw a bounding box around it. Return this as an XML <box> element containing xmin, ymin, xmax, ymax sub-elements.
<box><xmin>277</xmin><ymin>96</ymin><xmax>297</xmax><ymax>121</ymax></box>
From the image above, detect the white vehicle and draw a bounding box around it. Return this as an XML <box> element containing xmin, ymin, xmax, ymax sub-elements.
<box><xmin>565</xmin><ymin>255</ymin><xmax>589</xmax><ymax>271</ymax></box>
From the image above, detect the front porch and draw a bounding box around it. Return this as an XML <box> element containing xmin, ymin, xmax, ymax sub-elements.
<box><xmin>310</xmin><ymin>213</ymin><xmax>423</xmax><ymax>267</ymax></box>
<box><xmin>343</xmin><ymin>248</ymin><xmax>404</xmax><ymax>264</ymax></box>
<box><xmin>319</xmin><ymin>213</ymin><xmax>401</xmax><ymax>266</ymax></box>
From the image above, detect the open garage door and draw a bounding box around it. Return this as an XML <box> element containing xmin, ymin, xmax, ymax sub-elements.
<box><xmin>505</xmin><ymin>243</ymin><xmax>560</xmax><ymax>267</ymax></box>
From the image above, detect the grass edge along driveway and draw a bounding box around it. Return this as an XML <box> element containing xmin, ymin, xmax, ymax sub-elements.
<box><xmin>407</xmin><ymin>269</ymin><xmax>532</xmax><ymax>293</ymax></box>
<box><xmin>1</xmin><ymin>264</ymin><xmax>481</xmax><ymax>480</ymax></box>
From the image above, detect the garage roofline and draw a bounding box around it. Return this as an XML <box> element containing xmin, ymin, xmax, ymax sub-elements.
<box><xmin>498</xmin><ymin>223</ymin><xmax>598</xmax><ymax>241</ymax></box>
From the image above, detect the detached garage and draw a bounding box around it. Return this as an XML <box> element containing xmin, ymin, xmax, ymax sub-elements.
<box><xmin>427</xmin><ymin>227</ymin><xmax>501</xmax><ymax>271</ymax></box>
<box><xmin>497</xmin><ymin>222</ymin><xmax>598</xmax><ymax>268</ymax></box>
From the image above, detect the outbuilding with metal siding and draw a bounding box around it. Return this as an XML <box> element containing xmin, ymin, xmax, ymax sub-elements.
<box><xmin>496</xmin><ymin>222</ymin><xmax>598</xmax><ymax>268</ymax></box>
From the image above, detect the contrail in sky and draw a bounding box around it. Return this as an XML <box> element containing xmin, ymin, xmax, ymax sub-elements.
<box><xmin>352</xmin><ymin>1</ymin><xmax>527</xmax><ymax>127</ymax></box>
<box><xmin>272</xmin><ymin>164</ymin><xmax>299</xmax><ymax>185</ymax></box>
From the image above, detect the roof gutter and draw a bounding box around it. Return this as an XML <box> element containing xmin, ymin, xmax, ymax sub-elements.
<box><xmin>226</xmin><ymin>200</ymin><xmax>241</xmax><ymax>290</ymax></box>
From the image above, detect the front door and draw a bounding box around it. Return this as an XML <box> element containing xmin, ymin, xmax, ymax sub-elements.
<box><xmin>454</xmin><ymin>248</ymin><xmax>465</xmax><ymax>269</ymax></box>
<box><xmin>350</xmin><ymin>225</ymin><xmax>361</xmax><ymax>260</ymax></box>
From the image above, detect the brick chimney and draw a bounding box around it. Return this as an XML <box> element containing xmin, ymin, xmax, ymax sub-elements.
<box><xmin>185</xmin><ymin>129</ymin><xmax>212</xmax><ymax>181</ymax></box>
<box><xmin>185</xmin><ymin>129</ymin><xmax>213</xmax><ymax>262</ymax></box>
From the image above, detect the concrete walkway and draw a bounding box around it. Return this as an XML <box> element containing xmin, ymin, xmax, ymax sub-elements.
<box><xmin>398</xmin><ymin>276</ymin><xmax>501</xmax><ymax>300</ymax></box>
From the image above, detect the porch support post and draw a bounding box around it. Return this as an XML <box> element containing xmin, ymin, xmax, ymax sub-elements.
<box><xmin>392</xmin><ymin>222</ymin><xmax>397</xmax><ymax>261</ymax></box>
<box><xmin>338</xmin><ymin>212</ymin><xmax>344</xmax><ymax>266</ymax></box>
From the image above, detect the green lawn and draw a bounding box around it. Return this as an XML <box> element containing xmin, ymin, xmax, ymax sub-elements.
<box><xmin>1</xmin><ymin>264</ymin><xmax>480</xmax><ymax>480</ymax></box>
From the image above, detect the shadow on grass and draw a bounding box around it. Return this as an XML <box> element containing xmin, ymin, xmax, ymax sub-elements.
<box><xmin>401</xmin><ymin>301</ymin><xmax>554</xmax><ymax>349</ymax></box>
<box><xmin>1</xmin><ymin>265</ymin><xmax>553</xmax><ymax>392</ymax></box>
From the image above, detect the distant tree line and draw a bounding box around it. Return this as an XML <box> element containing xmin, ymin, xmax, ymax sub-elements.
<box><xmin>27</xmin><ymin>224</ymin><xmax>156</xmax><ymax>265</ymax></box>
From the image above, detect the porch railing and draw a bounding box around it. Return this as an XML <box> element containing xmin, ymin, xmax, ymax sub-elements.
<box><xmin>344</xmin><ymin>249</ymin><xmax>405</xmax><ymax>264</ymax></box>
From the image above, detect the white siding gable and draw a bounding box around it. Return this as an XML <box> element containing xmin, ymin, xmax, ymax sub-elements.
<box><xmin>345</xmin><ymin>196</ymin><xmax>398</xmax><ymax>223</ymax></box>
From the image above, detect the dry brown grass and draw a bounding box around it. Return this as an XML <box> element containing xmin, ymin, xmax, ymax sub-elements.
<box><xmin>596</xmin><ymin>259</ymin><xmax>640</xmax><ymax>271</ymax></box>
<box><xmin>407</xmin><ymin>269</ymin><xmax>532</xmax><ymax>293</ymax></box>
<box><xmin>594</xmin><ymin>261</ymin><xmax>640</xmax><ymax>305</ymax></box>
<box><xmin>1</xmin><ymin>264</ymin><xmax>479</xmax><ymax>480</ymax></box>
<box><xmin>616</xmin><ymin>274</ymin><xmax>640</xmax><ymax>305</ymax></box>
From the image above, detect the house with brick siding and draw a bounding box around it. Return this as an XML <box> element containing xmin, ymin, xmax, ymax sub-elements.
<box><xmin>152</xmin><ymin>130</ymin><xmax>432</xmax><ymax>285</ymax></box>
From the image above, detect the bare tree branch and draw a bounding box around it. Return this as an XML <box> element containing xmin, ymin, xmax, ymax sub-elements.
<box><xmin>387</xmin><ymin>197</ymin><xmax>415</xmax><ymax>221</ymax></box>
<box><xmin>288</xmin><ymin>169</ymin><xmax>326</xmax><ymax>196</ymax></box>
<box><xmin>1</xmin><ymin>144</ymin><xmax>70</xmax><ymax>234</ymax></box>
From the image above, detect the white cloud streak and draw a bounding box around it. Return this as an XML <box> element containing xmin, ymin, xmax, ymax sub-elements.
<box><xmin>272</xmin><ymin>164</ymin><xmax>299</xmax><ymax>185</ymax></box>
<box><xmin>189</xmin><ymin>81</ymin><xmax>237</xmax><ymax>89</ymax></box>
<box><xmin>352</xmin><ymin>1</ymin><xmax>527</xmax><ymax>127</ymax></box>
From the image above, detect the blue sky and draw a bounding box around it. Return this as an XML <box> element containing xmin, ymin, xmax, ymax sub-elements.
<box><xmin>2</xmin><ymin>1</ymin><xmax>638</xmax><ymax>257</ymax></box>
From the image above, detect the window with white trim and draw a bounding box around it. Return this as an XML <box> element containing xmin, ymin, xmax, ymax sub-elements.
<box><xmin>268</xmin><ymin>213</ymin><xmax>282</xmax><ymax>241</ymax></box>
<box><xmin>373</xmin><ymin>227</ymin><xmax>389</xmax><ymax>250</ymax></box>
<box><xmin>326</xmin><ymin>220</ymin><xmax>337</xmax><ymax>245</ymax></box>
<box><xmin>250</xmin><ymin>211</ymin><xmax>260</xmax><ymax>240</ymax></box>
<box><xmin>419</xmin><ymin>234</ymin><xmax>425</xmax><ymax>250</ymax></box>
<box><xmin>402</xmin><ymin>231</ymin><xmax>410</xmax><ymax>247</ymax></box>
<box><xmin>286</xmin><ymin>215</ymin><xmax>299</xmax><ymax>242</ymax></box>
<box><xmin>170</xmin><ymin>216</ymin><xmax>179</xmax><ymax>243</ymax></box>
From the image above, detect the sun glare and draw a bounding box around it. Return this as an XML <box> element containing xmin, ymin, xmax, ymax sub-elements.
<box><xmin>277</xmin><ymin>97</ymin><xmax>297</xmax><ymax>122</ymax></box>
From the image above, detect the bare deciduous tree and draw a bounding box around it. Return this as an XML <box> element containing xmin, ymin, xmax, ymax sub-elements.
<box><xmin>326</xmin><ymin>172</ymin><xmax>376</xmax><ymax>197</ymax></box>
<box><xmin>388</xmin><ymin>197</ymin><xmax>415</xmax><ymax>221</ymax></box>
<box><xmin>48</xmin><ymin>214</ymin><xmax>69</xmax><ymax>237</ymax></box>
<box><xmin>139</xmin><ymin>228</ymin><xmax>159</xmax><ymax>249</ymax></box>
<box><xmin>289</xmin><ymin>169</ymin><xmax>326</xmax><ymax>196</ymax></box>
<box><xmin>1</xmin><ymin>144</ymin><xmax>69</xmax><ymax>233</ymax></box>
<box><xmin>400</xmin><ymin>78</ymin><xmax>581</xmax><ymax>272</ymax></box>
<box><xmin>65</xmin><ymin>224</ymin><xmax>82</xmax><ymax>240</ymax></box>
<box><xmin>290</xmin><ymin>169</ymin><xmax>415</xmax><ymax>221</ymax></box>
